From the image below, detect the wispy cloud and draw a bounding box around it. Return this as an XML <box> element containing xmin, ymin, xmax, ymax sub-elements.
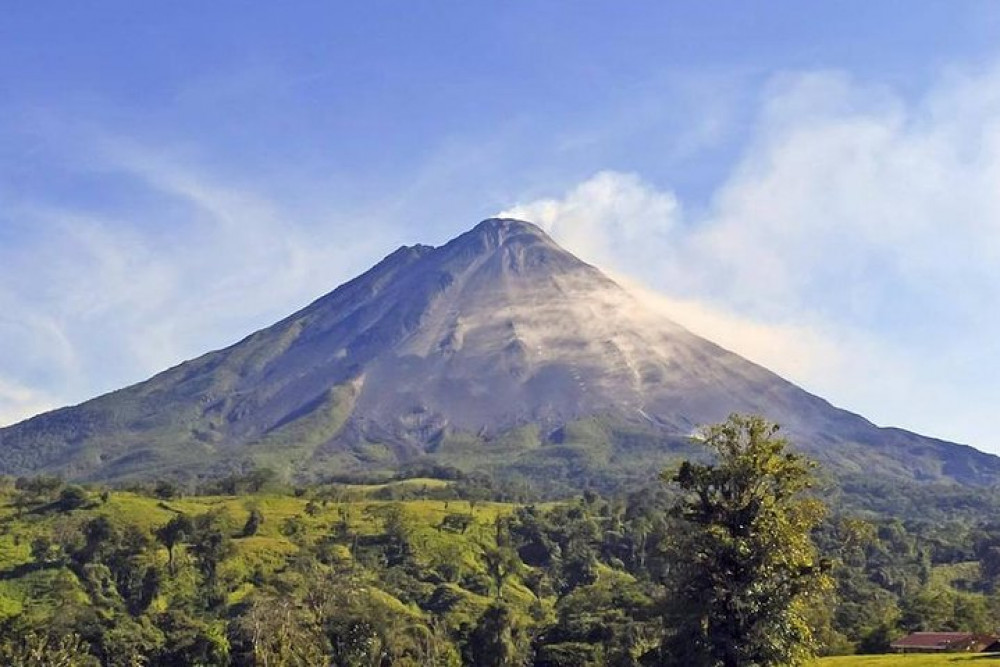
<box><xmin>500</xmin><ymin>64</ymin><xmax>1000</xmax><ymax>450</ymax></box>
<box><xmin>0</xmin><ymin>378</ymin><xmax>60</xmax><ymax>426</ymax></box>
<box><xmin>501</xmin><ymin>171</ymin><xmax>682</xmax><ymax>271</ymax></box>
<box><xmin>6</xmin><ymin>59</ymin><xmax>1000</xmax><ymax>455</ymax></box>
<box><xmin>0</xmin><ymin>139</ymin><xmax>399</xmax><ymax>425</ymax></box>
<box><xmin>0</xmin><ymin>102</ymin><xmax>545</xmax><ymax>427</ymax></box>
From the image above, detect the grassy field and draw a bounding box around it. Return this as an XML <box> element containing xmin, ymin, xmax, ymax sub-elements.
<box><xmin>815</xmin><ymin>654</ymin><xmax>1000</xmax><ymax>665</ymax></box>
<box><xmin>335</xmin><ymin>476</ymin><xmax>453</xmax><ymax>496</ymax></box>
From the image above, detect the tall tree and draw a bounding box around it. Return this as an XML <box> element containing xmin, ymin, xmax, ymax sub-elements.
<box><xmin>154</xmin><ymin>514</ymin><xmax>192</xmax><ymax>575</ymax></box>
<box><xmin>659</xmin><ymin>414</ymin><xmax>831</xmax><ymax>667</ymax></box>
<box><xmin>188</xmin><ymin>511</ymin><xmax>235</xmax><ymax>608</ymax></box>
<box><xmin>467</xmin><ymin>603</ymin><xmax>531</xmax><ymax>667</ymax></box>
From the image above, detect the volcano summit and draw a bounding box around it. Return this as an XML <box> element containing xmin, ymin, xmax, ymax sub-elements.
<box><xmin>1</xmin><ymin>218</ymin><xmax>996</xmax><ymax>489</ymax></box>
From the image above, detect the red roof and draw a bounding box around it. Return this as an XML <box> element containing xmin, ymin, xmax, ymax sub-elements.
<box><xmin>890</xmin><ymin>632</ymin><xmax>991</xmax><ymax>650</ymax></box>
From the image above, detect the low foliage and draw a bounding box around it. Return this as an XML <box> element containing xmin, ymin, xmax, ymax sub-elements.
<box><xmin>1</xmin><ymin>417</ymin><xmax>1000</xmax><ymax>664</ymax></box>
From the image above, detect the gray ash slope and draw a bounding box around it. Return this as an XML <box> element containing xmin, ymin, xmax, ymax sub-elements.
<box><xmin>1</xmin><ymin>218</ymin><xmax>997</xmax><ymax>486</ymax></box>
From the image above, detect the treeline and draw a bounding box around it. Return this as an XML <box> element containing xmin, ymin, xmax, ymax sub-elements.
<box><xmin>5</xmin><ymin>420</ymin><xmax>1000</xmax><ymax>665</ymax></box>
<box><xmin>112</xmin><ymin>464</ymin><xmax>540</xmax><ymax>504</ymax></box>
<box><xmin>5</xmin><ymin>472</ymin><xmax>656</xmax><ymax>665</ymax></box>
<box><xmin>2</xmin><ymin>479</ymin><xmax>999</xmax><ymax>664</ymax></box>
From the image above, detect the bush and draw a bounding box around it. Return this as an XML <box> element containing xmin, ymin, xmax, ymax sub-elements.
<box><xmin>58</xmin><ymin>485</ymin><xmax>89</xmax><ymax>511</ymax></box>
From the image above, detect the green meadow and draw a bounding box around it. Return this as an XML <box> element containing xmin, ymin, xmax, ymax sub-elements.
<box><xmin>815</xmin><ymin>655</ymin><xmax>1000</xmax><ymax>666</ymax></box>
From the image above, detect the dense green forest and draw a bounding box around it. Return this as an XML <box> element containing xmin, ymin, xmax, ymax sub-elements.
<box><xmin>2</xmin><ymin>421</ymin><xmax>1000</xmax><ymax>665</ymax></box>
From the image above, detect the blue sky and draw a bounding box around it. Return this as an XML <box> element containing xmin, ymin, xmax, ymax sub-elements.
<box><xmin>3</xmin><ymin>2</ymin><xmax>1000</xmax><ymax>451</ymax></box>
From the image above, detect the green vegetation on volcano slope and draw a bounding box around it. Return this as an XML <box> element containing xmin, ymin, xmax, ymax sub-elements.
<box><xmin>0</xmin><ymin>476</ymin><xmax>664</xmax><ymax>665</ymax></box>
<box><xmin>2</xmin><ymin>472</ymin><xmax>1000</xmax><ymax>665</ymax></box>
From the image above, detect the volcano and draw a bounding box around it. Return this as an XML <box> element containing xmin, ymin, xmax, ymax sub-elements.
<box><xmin>1</xmin><ymin>218</ymin><xmax>996</xmax><ymax>489</ymax></box>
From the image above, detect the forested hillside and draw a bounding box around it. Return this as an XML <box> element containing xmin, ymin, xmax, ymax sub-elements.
<box><xmin>2</xmin><ymin>464</ymin><xmax>1000</xmax><ymax>665</ymax></box>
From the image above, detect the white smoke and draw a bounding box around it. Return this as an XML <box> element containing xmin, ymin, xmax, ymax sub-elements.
<box><xmin>497</xmin><ymin>66</ymin><xmax>1000</xmax><ymax>449</ymax></box>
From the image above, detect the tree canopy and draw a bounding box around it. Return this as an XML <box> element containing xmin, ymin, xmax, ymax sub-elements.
<box><xmin>659</xmin><ymin>414</ymin><xmax>832</xmax><ymax>667</ymax></box>
<box><xmin>4</xmin><ymin>418</ymin><xmax>1000</xmax><ymax>664</ymax></box>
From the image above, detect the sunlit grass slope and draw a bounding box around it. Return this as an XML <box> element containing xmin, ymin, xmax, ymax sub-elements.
<box><xmin>0</xmin><ymin>482</ymin><xmax>527</xmax><ymax>630</ymax></box>
<box><xmin>815</xmin><ymin>655</ymin><xmax>1000</xmax><ymax>665</ymax></box>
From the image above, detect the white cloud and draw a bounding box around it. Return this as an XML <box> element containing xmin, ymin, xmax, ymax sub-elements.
<box><xmin>6</xmin><ymin>62</ymin><xmax>1000</xmax><ymax>454</ymax></box>
<box><xmin>499</xmin><ymin>170</ymin><xmax>682</xmax><ymax>271</ymax></box>
<box><xmin>690</xmin><ymin>69</ymin><xmax>1000</xmax><ymax>323</ymax></box>
<box><xmin>615</xmin><ymin>278</ymin><xmax>849</xmax><ymax>380</ymax></box>
<box><xmin>0</xmin><ymin>378</ymin><xmax>60</xmax><ymax>426</ymax></box>
<box><xmin>497</xmin><ymin>65</ymin><xmax>1000</xmax><ymax>450</ymax></box>
<box><xmin>0</xmin><ymin>114</ymin><xmax>537</xmax><ymax>427</ymax></box>
<box><xmin>0</xmin><ymin>143</ymin><xmax>399</xmax><ymax>426</ymax></box>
